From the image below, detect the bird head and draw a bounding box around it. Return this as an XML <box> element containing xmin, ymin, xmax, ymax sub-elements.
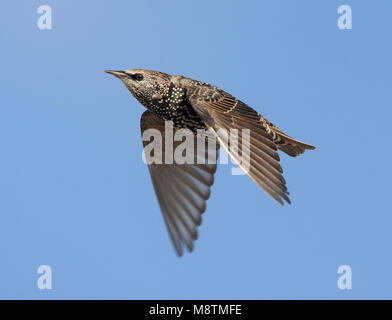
<box><xmin>104</xmin><ymin>69</ymin><xmax>170</xmax><ymax>107</ymax></box>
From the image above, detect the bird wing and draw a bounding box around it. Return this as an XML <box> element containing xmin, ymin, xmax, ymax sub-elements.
<box><xmin>140</xmin><ymin>110</ymin><xmax>218</xmax><ymax>256</ymax></box>
<box><xmin>189</xmin><ymin>90</ymin><xmax>291</xmax><ymax>205</ymax></box>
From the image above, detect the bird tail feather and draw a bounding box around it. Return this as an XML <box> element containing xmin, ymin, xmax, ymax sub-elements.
<box><xmin>272</xmin><ymin>129</ymin><xmax>316</xmax><ymax>157</ymax></box>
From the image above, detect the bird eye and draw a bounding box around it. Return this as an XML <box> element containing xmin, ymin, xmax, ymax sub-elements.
<box><xmin>133</xmin><ymin>73</ymin><xmax>144</xmax><ymax>81</ymax></box>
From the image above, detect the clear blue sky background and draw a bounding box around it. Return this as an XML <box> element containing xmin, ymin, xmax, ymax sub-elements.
<box><xmin>1</xmin><ymin>0</ymin><xmax>391</xmax><ymax>299</ymax></box>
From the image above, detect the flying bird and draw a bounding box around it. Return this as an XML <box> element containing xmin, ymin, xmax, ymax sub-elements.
<box><xmin>105</xmin><ymin>69</ymin><xmax>315</xmax><ymax>256</ymax></box>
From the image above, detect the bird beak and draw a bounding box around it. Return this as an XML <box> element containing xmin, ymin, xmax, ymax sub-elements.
<box><xmin>104</xmin><ymin>70</ymin><xmax>127</xmax><ymax>78</ymax></box>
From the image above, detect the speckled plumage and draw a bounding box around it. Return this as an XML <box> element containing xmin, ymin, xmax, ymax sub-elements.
<box><xmin>105</xmin><ymin>68</ymin><xmax>316</xmax><ymax>256</ymax></box>
<box><xmin>106</xmin><ymin>69</ymin><xmax>207</xmax><ymax>132</ymax></box>
<box><xmin>147</xmin><ymin>82</ymin><xmax>207</xmax><ymax>132</ymax></box>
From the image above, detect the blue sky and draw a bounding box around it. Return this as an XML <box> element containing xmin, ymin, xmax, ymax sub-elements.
<box><xmin>1</xmin><ymin>0</ymin><xmax>391</xmax><ymax>299</ymax></box>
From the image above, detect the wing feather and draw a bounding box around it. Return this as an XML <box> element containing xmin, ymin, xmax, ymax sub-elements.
<box><xmin>140</xmin><ymin>110</ymin><xmax>217</xmax><ymax>256</ymax></box>
<box><xmin>189</xmin><ymin>91</ymin><xmax>291</xmax><ymax>204</ymax></box>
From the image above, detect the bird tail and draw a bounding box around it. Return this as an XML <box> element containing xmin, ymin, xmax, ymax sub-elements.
<box><xmin>273</xmin><ymin>129</ymin><xmax>316</xmax><ymax>157</ymax></box>
<box><xmin>259</xmin><ymin>115</ymin><xmax>316</xmax><ymax>157</ymax></box>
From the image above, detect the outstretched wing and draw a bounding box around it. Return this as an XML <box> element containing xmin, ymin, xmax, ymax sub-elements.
<box><xmin>189</xmin><ymin>89</ymin><xmax>297</xmax><ymax>205</ymax></box>
<box><xmin>140</xmin><ymin>110</ymin><xmax>218</xmax><ymax>256</ymax></box>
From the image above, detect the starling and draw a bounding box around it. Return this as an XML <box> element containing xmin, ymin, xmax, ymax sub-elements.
<box><xmin>105</xmin><ymin>69</ymin><xmax>315</xmax><ymax>256</ymax></box>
